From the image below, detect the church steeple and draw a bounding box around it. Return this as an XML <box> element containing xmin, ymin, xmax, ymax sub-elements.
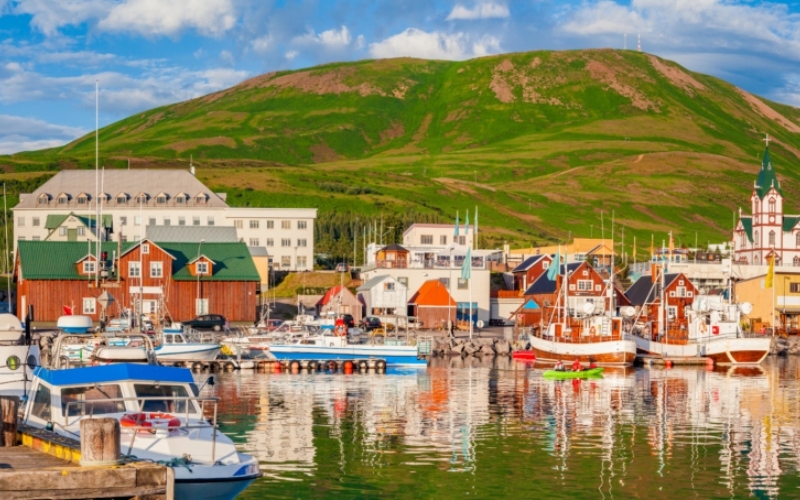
<box><xmin>755</xmin><ymin>134</ymin><xmax>782</xmax><ymax>199</ymax></box>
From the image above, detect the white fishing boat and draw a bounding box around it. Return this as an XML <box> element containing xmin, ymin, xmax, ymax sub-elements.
<box><xmin>22</xmin><ymin>363</ymin><xmax>261</xmax><ymax>500</ymax></box>
<box><xmin>0</xmin><ymin>314</ymin><xmax>39</xmax><ymax>398</ymax></box>
<box><xmin>267</xmin><ymin>332</ymin><xmax>426</xmax><ymax>366</ymax></box>
<box><xmin>154</xmin><ymin>332</ymin><xmax>221</xmax><ymax>361</ymax></box>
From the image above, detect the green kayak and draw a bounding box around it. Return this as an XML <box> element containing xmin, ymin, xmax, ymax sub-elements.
<box><xmin>543</xmin><ymin>368</ymin><xmax>604</xmax><ymax>380</ymax></box>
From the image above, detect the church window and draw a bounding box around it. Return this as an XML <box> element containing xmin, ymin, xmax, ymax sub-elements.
<box><xmin>741</xmin><ymin>233</ymin><xmax>746</xmax><ymax>247</ymax></box>
<box><xmin>794</xmin><ymin>257</ymin><xmax>800</xmax><ymax>267</ymax></box>
<box><xmin>755</xmin><ymin>231</ymin><xmax>759</xmax><ymax>244</ymax></box>
<box><xmin>796</xmin><ymin>233</ymin><xmax>800</xmax><ymax>247</ymax></box>
<box><xmin>769</xmin><ymin>198</ymin><xmax>776</xmax><ymax>213</ymax></box>
<box><xmin>769</xmin><ymin>231</ymin><xmax>776</xmax><ymax>246</ymax></box>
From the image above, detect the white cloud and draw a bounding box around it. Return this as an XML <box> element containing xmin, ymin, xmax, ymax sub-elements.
<box><xmin>369</xmin><ymin>28</ymin><xmax>502</xmax><ymax>60</ymax></box>
<box><xmin>250</xmin><ymin>34</ymin><xmax>273</xmax><ymax>55</ymax></box>
<box><xmin>285</xmin><ymin>50</ymin><xmax>298</xmax><ymax>61</ymax></box>
<box><xmin>446</xmin><ymin>2</ymin><xmax>509</xmax><ymax>21</ymax></box>
<box><xmin>193</xmin><ymin>49</ymin><xmax>206</xmax><ymax>59</ymax></box>
<box><xmin>98</xmin><ymin>0</ymin><xmax>237</xmax><ymax>37</ymax></box>
<box><xmin>293</xmin><ymin>26</ymin><xmax>353</xmax><ymax>49</ymax></box>
<box><xmin>0</xmin><ymin>114</ymin><xmax>86</xmax><ymax>154</ymax></box>
<box><xmin>13</xmin><ymin>0</ymin><xmax>111</xmax><ymax>36</ymax></box>
<box><xmin>219</xmin><ymin>50</ymin><xmax>234</xmax><ymax>66</ymax></box>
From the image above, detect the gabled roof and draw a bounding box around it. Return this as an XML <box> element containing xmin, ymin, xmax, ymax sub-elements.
<box><xmin>755</xmin><ymin>147</ymin><xmax>782</xmax><ymax>199</ymax></box>
<box><xmin>512</xmin><ymin>254</ymin><xmax>547</xmax><ymax>273</ymax></box>
<box><xmin>523</xmin><ymin>262</ymin><xmax>582</xmax><ymax>295</ymax></box>
<box><xmin>381</xmin><ymin>243</ymin><xmax>408</xmax><ymax>252</ymax></box>
<box><xmin>188</xmin><ymin>254</ymin><xmax>213</xmax><ymax>265</ymax></box>
<box><xmin>119</xmin><ymin>239</ymin><xmax>175</xmax><ymax>260</ymax></box>
<box><xmin>145</xmin><ymin>225</ymin><xmax>238</xmax><ymax>243</ymax></box>
<box><xmin>740</xmin><ymin>216</ymin><xmax>753</xmax><ymax>242</ymax></box>
<box><xmin>409</xmin><ymin>280</ymin><xmax>456</xmax><ymax>306</ymax></box>
<box><xmin>625</xmin><ymin>273</ymin><xmax>682</xmax><ymax>306</ymax></box>
<box><xmin>784</xmin><ymin>216</ymin><xmax>800</xmax><ymax>232</ymax></box>
<box><xmin>45</xmin><ymin>213</ymin><xmax>112</xmax><ymax>231</ymax></box>
<box><xmin>316</xmin><ymin>285</ymin><xmax>356</xmax><ymax>306</ymax></box>
<box><xmin>357</xmin><ymin>275</ymin><xmax>393</xmax><ymax>291</ymax></box>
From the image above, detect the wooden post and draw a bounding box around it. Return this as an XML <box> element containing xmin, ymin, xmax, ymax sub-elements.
<box><xmin>80</xmin><ymin>418</ymin><xmax>122</xmax><ymax>466</ymax></box>
<box><xmin>0</xmin><ymin>396</ymin><xmax>19</xmax><ymax>447</ymax></box>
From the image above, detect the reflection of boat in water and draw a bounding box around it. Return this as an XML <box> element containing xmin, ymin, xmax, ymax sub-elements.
<box><xmin>543</xmin><ymin>368</ymin><xmax>603</xmax><ymax>380</ymax></box>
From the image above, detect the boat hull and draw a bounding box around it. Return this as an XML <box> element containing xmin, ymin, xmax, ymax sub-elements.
<box><xmin>155</xmin><ymin>345</ymin><xmax>221</xmax><ymax>361</ymax></box>
<box><xmin>173</xmin><ymin>454</ymin><xmax>261</xmax><ymax>500</ymax></box>
<box><xmin>527</xmin><ymin>335</ymin><xmax>636</xmax><ymax>366</ymax></box>
<box><xmin>0</xmin><ymin>345</ymin><xmax>39</xmax><ymax>398</ymax></box>
<box><xmin>268</xmin><ymin>345</ymin><xmax>426</xmax><ymax>366</ymax></box>
<box><xmin>633</xmin><ymin>335</ymin><xmax>770</xmax><ymax>365</ymax></box>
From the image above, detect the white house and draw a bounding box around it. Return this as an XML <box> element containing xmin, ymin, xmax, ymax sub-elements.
<box><xmin>357</xmin><ymin>275</ymin><xmax>408</xmax><ymax>317</ymax></box>
<box><xmin>734</xmin><ymin>140</ymin><xmax>800</xmax><ymax>267</ymax></box>
<box><xmin>402</xmin><ymin>223</ymin><xmax>474</xmax><ymax>249</ymax></box>
<box><xmin>13</xmin><ymin>169</ymin><xmax>317</xmax><ymax>271</ymax></box>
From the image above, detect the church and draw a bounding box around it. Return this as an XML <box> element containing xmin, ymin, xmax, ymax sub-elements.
<box><xmin>733</xmin><ymin>137</ymin><xmax>800</xmax><ymax>266</ymax></box>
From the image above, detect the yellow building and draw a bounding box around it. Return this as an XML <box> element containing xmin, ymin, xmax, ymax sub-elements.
<box><xmin>509</xmin><ymin>238</ymin><xmax>615</xmax><ymax>267</ymax></box>
<box><xmin>734</xmin><ymin>271</ymin><xmax>800</xmax><ymax>333</ymax></box>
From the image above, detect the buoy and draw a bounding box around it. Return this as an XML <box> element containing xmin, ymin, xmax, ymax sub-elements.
<box><xmin>224</xmin><ymin>361</ymin><xmax>236</xmax><ymax>371</ymax></box>
<box><xmin>343</xmin><ymin>360</ymin><xmax>354</xmax><ymax>374</ymax></box>
<box><xmin>358</xmin><ymin>360</ymin><xmax>369</xmax><ymax>371</ymax></box>
<box><xmin>665</xmin><ymin>360</ymin><xmax>673</xmax><ymax>368</ymax></box>
<box><xmin>375</xmin><ymin>359</ymin><xmax>387</xmax><ymax>372</ymax></box>
<box><xmin>192</xmin><ymin>362</ymin><xmax>203</xmax><ymax>371</ymax></box>
<box><xmin>328</xmin><ymin>360</ymin><xmax>339</xmax><ymax>372</ymax></box>
<box><xmin>289</xmin><ymin>360</ymin><xmax>301</xmax><ymax>373</ymax></box>
<box><xmin>307</xmin><ymin>360</ymin><xmax>318</xmax><ymax>371</ymax></box>
<box><xmin>706</xmin><ymin>358</ymin><xmax>714</xmax><ymax>370</ymax></box>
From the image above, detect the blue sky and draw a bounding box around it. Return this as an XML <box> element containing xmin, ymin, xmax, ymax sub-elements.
<box><xmin>1</xmin><ymin>0</ymin><xmax>800</xmax><ymax>154</ymax></box>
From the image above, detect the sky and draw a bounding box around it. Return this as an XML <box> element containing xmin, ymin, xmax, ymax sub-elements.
<box><xmin>1</xmin><ymin>0</ymin><xmax>800</xmax><ymax>155</ymax></box>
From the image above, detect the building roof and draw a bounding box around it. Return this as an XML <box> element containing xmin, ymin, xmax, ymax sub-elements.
<box><xmin>740</xmin><ymin>216</ymin><xmax>753</xmax><ymax>241</ymax></box>
<box><xmin>145</xmin><ymin>225</ymin><xmax>238</xmax><ymax>243</ymax></box>
<box><xmin>248</xmin><ymin>246</ymin><xmax>269</xmax><ymax>257</ymax></box>
<box><xmin>380</xmin><ymin>243</ymin><xmax>408</xmax><ymax>252</ymax></box>
<box><xmin>34</xmin><ymin>363</ymin><xmax>194</xmax><ymax>386</ymax></box>
<box><xmin>512</xmin><ymin>254</ymin><xmax>547</xmax><ymax>273</ymax></box>
<box><xmin>17</xmin><ymin>240</ymin><xmax>260</xmax><ymax>281</ymax></box>
<box><xmin>316</xmin><ymin>285</ymin><xmax>356</xmax><ymax>306</ymax></box>
<box><xmin>15</xmin><ymin>170</ymin><xmax>227</xmax><ymax>210</ymax></box>
<box><xmin>408</xmin><ymin>280</ymin><xmax>456</xmax><ymax>306</ymax></box>
<box><xmin>402</xmin><ymin>223</ymin><xmax>460</xmax><ymax>236</ymax></box>
<box><xmin>357</xmin><ymin>275</ymin><xmax>394</xmax><ymax>291</ymax></box>
<box><xmin>509</xmin><ymin>238</ymin><xmax>615</xmax><ymax>257</ymax></box>
<box><xmin>755</xmin><ymin>147</ymin><xmax>782</xmax><ymax>199</ymax></box>
<box><xmin>784</xmin><ymin>216</ymin><xmax>800</xmax><ymax>232</ymax></box>
<box><xmin>625</xmin><ymin>273</ymin><xmax>682</xmax><ymax>306</ymax></box>
<box><xmin>523</xmin><ymin>263</ymin><xmax>582</xmax><ymax>295</ymax></box>
<box><xmin>45</xmin><ymin>213</ymin><xmax>113</xmax><ymax>231</ymax></box>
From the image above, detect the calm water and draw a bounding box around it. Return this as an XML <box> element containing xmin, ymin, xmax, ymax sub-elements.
<box><xmin>204</xmin><ymin>357</ymin><xmax>800</xmax><ymax>499</ymax></box>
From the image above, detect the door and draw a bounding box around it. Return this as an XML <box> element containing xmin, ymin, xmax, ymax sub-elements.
<box><xmin>67</xmin><ymin>229</ymin><xmax>77</xmax><ymax>241</ymax></box>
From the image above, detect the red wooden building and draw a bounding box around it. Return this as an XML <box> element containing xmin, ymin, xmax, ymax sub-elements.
<box><xmin>625</xmin><ymin>271</ymin><xmax>699</xmax><ymax>331</ymax></box>
<box><xmin>15</xmin><ymin>239</ymin><xmax>260</xmax><ymax>323</ymax></box>
<box><xmin>511</xmin><ymin>254</ymin><xmax>553</xmax><ymax>292</ymax></box>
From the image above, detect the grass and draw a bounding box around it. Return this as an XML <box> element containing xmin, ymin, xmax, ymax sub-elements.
<box><xmin>270</xmin><ymin>271</ymin><xmax>353</xmax><ymax>299</ymax></box>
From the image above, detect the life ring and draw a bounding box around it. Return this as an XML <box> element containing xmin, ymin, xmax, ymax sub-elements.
<box><xmin>589</xmin><ymin>326</ymin><xmax>597</xmax><ymax>336</ymax></box>
<box><xmin>334</xmin><ymin>325</ymin><xmax>348</xmax><ymax>337</ymax></box>
<box><xmin>120</xmin><ymin>413</ymin><xmax>180</xmax><ymax>431</ymax></box>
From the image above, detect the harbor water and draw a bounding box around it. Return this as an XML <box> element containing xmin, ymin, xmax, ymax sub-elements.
<box><xmin>206</xmin><ymin>357</ymin><xmax>800</xmax><ymax>499</ymax></box>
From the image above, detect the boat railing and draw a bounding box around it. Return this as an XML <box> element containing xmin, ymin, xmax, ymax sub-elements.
<box><xmin>63</xmin><ymin>395</ymin><xmax>220</xmax><ymax>463</ymax></box>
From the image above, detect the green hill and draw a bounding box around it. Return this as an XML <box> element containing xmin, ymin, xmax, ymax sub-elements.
<box><xmin>4</xmin><ymin>49</ymin><xmax>800</xmax><ymax>262</ymax></box>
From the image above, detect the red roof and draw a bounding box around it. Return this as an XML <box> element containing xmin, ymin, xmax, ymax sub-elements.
<box><xmin>316</xmin><ymin>285</ymin><xmax>345</xmax><ymax>306</ymax></box>
<box><xmin>409</xmin><ymin>280</ymin><xmax>456</xmax><ymax>307</ymax></box>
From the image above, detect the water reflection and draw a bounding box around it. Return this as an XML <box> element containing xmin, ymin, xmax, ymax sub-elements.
<box><xmin>210</xmin><ymin>357</ymin><xmax>800</xmax><ymax>499</ymax></box>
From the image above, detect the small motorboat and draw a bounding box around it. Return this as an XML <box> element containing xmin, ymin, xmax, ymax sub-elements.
<box><xmin>543</xmin><ymin>367</ymin><xmax>604</xmax><ymax>380</ymax></box>
<box><xmin>512</xmin><ymin>350</ymin><xmax>536</xmax><ymax>361</ymax></box>
<box><xmin>154</xmin><ymin>332</ymin><xmax>221</xmax><ymax>361</ymax></box>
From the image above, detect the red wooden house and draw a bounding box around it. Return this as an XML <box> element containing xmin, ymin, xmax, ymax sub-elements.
<box><xmin>511</xmin><ymin>254</ymin><xmax>553</xmax><ymax>292</ymax></box>
<box><xmin>625</xmin><ymin>272</ymin><xmax>698</xmax><ymax>333</ymax></box>
<box><xmin>15</xmin><ymin>239</ymin><xmax>260</xmax><ymax>323</ymax></box>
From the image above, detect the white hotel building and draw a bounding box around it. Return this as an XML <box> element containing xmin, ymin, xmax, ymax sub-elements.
<box><xmin>13</xmin><ymin>169</ymin><xmax>316</xmax><ymax>271</ymax></box>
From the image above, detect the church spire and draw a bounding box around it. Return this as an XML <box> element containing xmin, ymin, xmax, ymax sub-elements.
<box><xmin>755</xmin><ymin>134</ymin><xmax>782</xmax><ymax>199</ymax></box>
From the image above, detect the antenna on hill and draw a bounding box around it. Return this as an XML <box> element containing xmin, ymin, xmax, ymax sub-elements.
<box><xmin>637</xmin><ymin>33</ymin><xmax>641</xmax><ymax>52</ymax></box>
<box><xmin>624</xmin><ymin>34</ymin><xmax>627</xmax><ymax>50</ymax></box>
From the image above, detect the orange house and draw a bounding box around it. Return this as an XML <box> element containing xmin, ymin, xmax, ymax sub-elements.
<box><xmin>408</xmin><ymin>280</ymin><xmax>456</xmax><ymax>329</ymax></box>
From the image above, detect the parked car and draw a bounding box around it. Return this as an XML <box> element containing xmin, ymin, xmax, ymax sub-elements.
<box><xmin>183</xmin><ymin>314</ymin><xmax>227</xmax><ymax>331</ymax></box>
<box><xmin>335</xmin><ymin>262</ymin><xmax>349</xmax><ymax>272</ymax></box>
<box><xmin>361</xmin><ymin>316</ymin><xmax>382</xmax><ymax>331</ymax></box>
<box><xmin>339</xmin><ymin>314</ymin><xmax>355</xmax><ymax>328</ymax></box>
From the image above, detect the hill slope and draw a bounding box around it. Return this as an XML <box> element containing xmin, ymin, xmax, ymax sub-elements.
<box><xmin>4</xmin><ymin>49</ymin><xmax>800</xmax><ymax>260</ymax></box>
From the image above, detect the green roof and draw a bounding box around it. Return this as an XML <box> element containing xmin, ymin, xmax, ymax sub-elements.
<box><xmin>784</xmin><ymin>216</ymin><xmax>800</xmax><ymax>232</ymax></box>
<box><xmin>740</xmin><ymin>216</ymin><xmax>753</xmax><ymax>242</ymax></box>
<box><xmin>17</xmin><ymin>240</ymin><xmax>259</xmax><ymax>281</ymax></box>
<box><xmin>755</xmin><ymin>147</ymin><xmax>783</xmax><ymax>199</ymax></box>
<box><xmin>45</xmin><ymin>213</ymin><xmax>113</xmax><ymax>231</ymax></box>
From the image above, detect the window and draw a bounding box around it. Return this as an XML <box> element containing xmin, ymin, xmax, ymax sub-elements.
<box><xmin>83</xmin><ymin>297</ymin><xmax>96</xmax><ymax>314</ymax></box>
<box><xmin>156</xmin><ymin>195</ymin><xmax>167</xmax><ymax>204</ymax></box>
<box><xmin>37</xmin><ymin>195</ymin><xmax>48</xmax><ymax>205</ymax></box>
<box><xmin>266</xmin><ymin>238</ymin><xmax>274</xmax><ymax>247</ymax></box>
<box><xmin>148</xmin><ymin>217</ymin><xmax>156</xmax><ymax>226</ymax></box>
<box><xmin>795</xmin><ymin>256</ymin><xmax>800</xmax><ymax>267</ymax></box>
<box><xmin>458</xmin><ymin>236</ymin><xmax>466</xmax><ymax>245</ymax></box>
<box><xmin>384</xmin><ymin>282</ymin><xmax>395</xmax><ymax>291</ymax></box>
<box><xmin>77</xmin><ymin>195</ymin><xmax>87</xmax><ymax>205</ymax></box>
<box><xmin>542</xmin><ymin>261</ymin><xmax>549</xmax><ymax>270</ymax></box>
<box><xmin>458</xmin><ymin>278</ymin><xmax>468</xmax><ymax>289</ymax></box>
<box><xmin>178</xmin><ymin>217</ymin><xmax>186</xmax><ymax>226</ymax></box>
<box><xmin>249</xmin><ymin>238</ymin><xmax>260</xmax><ymax>247</ymax></box>
<box><xmin>667</xmin><ymin>306</ymin><xmax>678</xmax><ymax>318</ymax></box>
<box><xmin>82</xmin><ymin>261</ymin><xmax>95</xmax><ymax>273</ymax></box>
<box><xmin>595</xmin><ymin>284</ymin><xmax>601</xmax><ymax>292</ymax></box>
<box><xmin>741</xmin><ymin>233</ymin><xmax>747</xmax><ymax>247</ymax></box>
<box><xmin>281</xmin><ymin>220</ymin><xmax>291</xmax><ymax>229</ymax></box>
<box><xmin>297</xmin><ymin>239</ymin><xmax>307</xmax><ymax>247</ymax></box>
<box><xmin>77</xmin><ymin>227</ymin><xmax>85</xmax><ymax>236</ymax></box>
<box><xmin>128</xmin><ymin>261</ymin><xmax>141</xmax><ymax>277</ymax></box>
<box><xmin>249</xmin><ymin>220</ymin><xmax>259</xmax><ymax>229</ymax></box>
<box><xmin>193</xmin><ymin>217</ymin><xmax>200</xmax><ymax>226</ymax></box>
<box><xmin>769</xmin><ymin>230</ymin><xmax>776</xmax><ymax>246</ymax></box>
<box><xmin>267</xmin><ymin>220</ymin><xmax>274</xmax><ymax>229</ymax></box>
<box><xmin>116</xmin><ymin>195</ymin><xmax>127</xmax><ymax>205</ymax></box>
<box><xmin>796</xmin><ymin>233</ymin><xmax>800</xmax><ymax>247</ymax></box>
<box><xmin>59</xmin><ymin>227</ymin><xmax>67</xmax><ymax>236</ymax></box>
<box><xmin>440</xmin><ymin>235</ymin><xmax>447</xmax><ymax>245</ymax></box>
<box><xmin>676</xmin><ymin>286</ymin><xmax>687</xmax><ymax>297</ymax></box>
<box><xmin>207</xmin><ymin>217</ymin><xmax>214</xmax><ymax>226</ymax></box>
<box><xmin>17</xmin><ymin>217</ymin><xmax>24</xmax><ymax>227</ymax></box>
<box><xmin>134</xmin><ymin>216</ymin><xmax>141</xmax><ymax>226</ymax></box>
<box><xmin>791</xmin><ymin>283</ymin><xmax>800</xmax><ymax>293</ymax></box>
<box><xmin>61</xmin><ymin>385</ymin><xmax>124</xmax><ymax>417</ymax></box>
<box><xmin>120</xmin><ymin>216</ymin><xmax>127</xmax><ymax>226</ymax></box>
<box><xmin>421</xmin><ymin>235</ymin><xmax>433</xmax><ymax>245</ymax></box>
<box><xmin>32</xmin><ymin>217</ymin><xmax>40</xmax><ymax>227</ymax></box>
<box><xmin>234</xmin><ymin>220</ymin><xmax>243</xmax><ymax>229</ymax></box>
<box><xmin>175</xmin><ymin>194</ymin><xmax>186</xmax><ymax>204</ymax></box>
<box><xmin>134</xmin><ymin>384</ymin><xmax>195</xmax><ymax>414</ymax></box>
<box><xmin>164</xmin><ymin>217</ymin><xmax>171</xmax><ymax>226</ymax></box>
<box><xmin>196</xmin><ymin>298</ymin><xmax>209</xmax><ymax>315</ymax></box>
<box><xmin>195</xmin><ymin>194</ymin><xmax>207</xmax><ymax>205</ymax></box>
<box><xmin>196</xmin><ymin>262</ymin><xmax>209</xmax><ymax>274</ymax></box>
<box><xmin>142</xmin><ymin>243</ymin><xmax>149</xmax><ymax>254</ymax></box>
<box><xmin>439</xmin><ymin>277</ymin><xmax>450</xmax><ymax>287</ymax></box>
<box><xmin>30</xmin><ymin>384</ymin><xmax>51</xmax><ymax>421</ymax></box>
<box><xmin>150</xmin><ymin>261</ymin><xmax>162</xmax><ymax>278</ymax></box>
<box><xmin>577</xmin><ymin>280</ymin><xmax>593</xmax><ymax>292</ymax></box>
<box><xmin>298</xmin><ymin>221</ymin><xmax>307</xmax><ymax>230</ymax></box>
<box><xmin>58</xmin><ymin>195</ymin><xmax>68</xmax><ymax>205</ymax></box>
<box><xmin>769</xmin><ymin>198</ymin><xmax>776</xmax><ymax>213</ymax></box>
<box><xmin>297</xmin><ymin>256</ymin><xmax>307</xmax><ymax>268</ymax></box>
<box><xmin>398</xmin><ymin>277</ymin><xmax>408</xmax><ymax>287</ymax></box>
<box><xmin>281</xmin><ymin>256</ymin><xmax>291</xmax><ymax>268</ymax></box>
<box><xmin>669</xmin><ymin>291</ymin><xmax>676</xmax><ymax>297</ymax></box>
<box><xmin>281</xmin><ymin>238</ymin><xmax>291</xmax><ymax>247</ymax></box>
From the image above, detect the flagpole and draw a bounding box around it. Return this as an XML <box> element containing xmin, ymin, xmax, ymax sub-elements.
<box><xmin>469</xmin><ymin>269</ymin><xmax>473</xmax><ymax>340</ymax></box>
<box><xmin>772</xmin><ymin>253</ymin><xmax>776</xmax><ymax>336</ymax></box>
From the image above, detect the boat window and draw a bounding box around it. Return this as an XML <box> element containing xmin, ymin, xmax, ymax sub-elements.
<box><xmin>61</xmin><ymin>385</ymin><xmax>125</xmax><ymax>417</ymax></box>
<box><xmin>174</xmin><ymin>335</ymin><xmax>184</xmax><ymax>344</ymax></box>
<box><xmin>134</xmin><ymin>384</ymin><xmax>196</xmax><ymax>414</ymax></box>
<box><xmin>31</xmin><ymin>384</ymin><xmax>51</xmax><ymax>421</ymax></box>
<box><xmin>164</xmin><ymin>335</ymin><xmax>173</xmax><ymax>343</ymax></box>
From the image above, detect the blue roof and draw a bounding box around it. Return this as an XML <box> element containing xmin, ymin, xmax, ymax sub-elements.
<box><xmin>34</xmin><ymin>363</ymin><xmax>194</xmax><ymax>386</ymax></box>
<box><xmin>523</xmin><ymin>262</ymin><xmax>582</xmax><ymax>295</ymax></box>
<box><xmin>512</xmin><ymin>255</ymin><xmax>546</xmax><ymax>273</ymax></box>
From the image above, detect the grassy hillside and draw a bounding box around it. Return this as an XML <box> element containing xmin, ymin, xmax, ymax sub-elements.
<box><xmin>4</xmin><ymin>49</ymin><xmax>800</xmax><ymax>261</ymax></box>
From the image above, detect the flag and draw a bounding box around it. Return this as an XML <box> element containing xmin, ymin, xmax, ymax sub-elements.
<box><xmin>650</xmin><ymin>234</ymin><xmax>654</xmax><ymax>258</ymax></box>
<box><xmin>632</xmin><ymin>236</ymin><xmax>637</xmax><ymax>261</ymax></box>
<box><xmin>455</xmin><ymin>211</ymin><xmax>459</xmax><ymax>237</ymax></box>
<box><xmin>461</xmin><ymin>248</ymin><xmax>472</xmax><ymax>280</ymax></box>
<box><xmin>547</xmin><ymin>246</ymin><xmax>561</xmax><ymax>281</ymax></box>
<box><xmin>62</xmin><ymin>305</ymin><xmax>73</xmax><ymax>316</ymax></box>
<box><xmin>766</xmin><ymin>255</ymin><xmax>775</xmax><ymax>288</ymax></box>
<box><xmin>465</xmin><ymin>209</ymin><xmax>470</xmax><ymax>235</ymax></box>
